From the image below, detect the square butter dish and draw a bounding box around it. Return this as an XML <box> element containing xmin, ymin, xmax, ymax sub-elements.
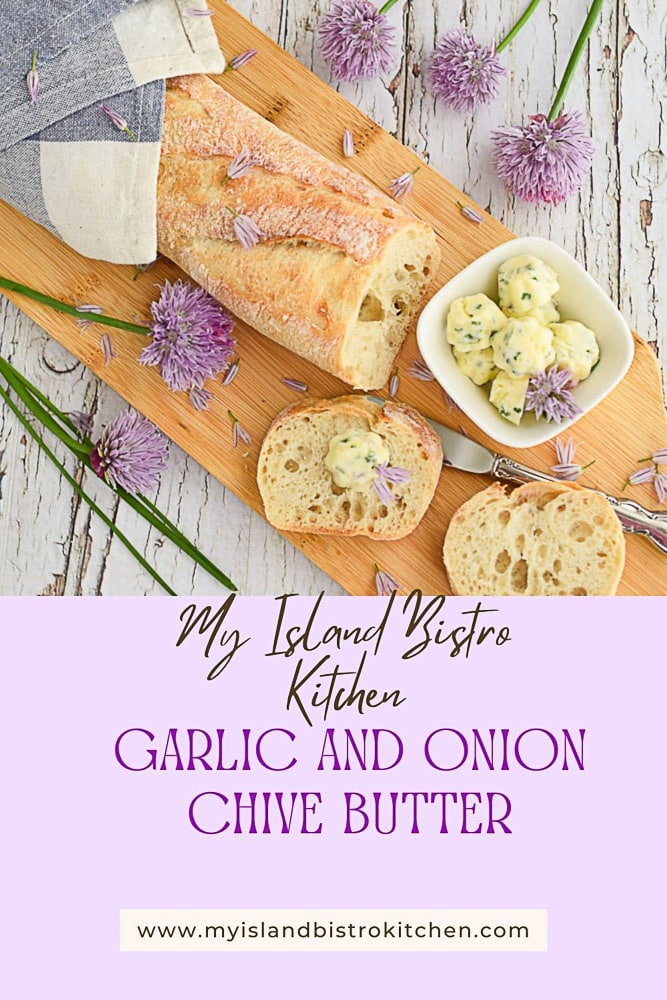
<box><xmin>416</xmin><ymin>236</ymin><xmax>634</xmax><ymax>448</ymax></box>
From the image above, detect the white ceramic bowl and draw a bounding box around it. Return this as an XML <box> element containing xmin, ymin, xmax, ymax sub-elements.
<box><xmin>416</xmin><ymin>236</ymin><xmax>634</xmax><ymax>448</ymax></box>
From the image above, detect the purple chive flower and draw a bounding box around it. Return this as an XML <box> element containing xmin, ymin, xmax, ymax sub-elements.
<box><xmin>343</xmin><ymin>129</ymin><xmax>355</xmax><ymax>157</ymax></box>
<box><xmin>525</xmin><ymin>367</ymin><xmax>583</xmax><ymax>423</ymax></box>
<box><xmin>644</xmin><ymin>448</ymin><xmax>667</xmax><ymax>465</ymax></box>
<box><xmin>227</xmin><ymin>207</ymin><xmax>264</xmax><ymax>249</ymax></box>
<box><xmin>101</xmin><ymin>332</ymin><xmax>116</xmax><ymax>365</ymax></box>
<box><xmin>374</xmin><ymin>462</ymin><xmax>411</xmax><ymax>504</ymax></box>
<box><xmin>492</xmin><ymin>111</ymin><xmax>594</xmax><ymax>205</ymax></box>
<box><xmin>389</xmin><ymin>167</ymin><xmax>419</xmax><ymax>199</ymax></box>
<box><xmin>282</xmin><ymin>377</ymin><xmax>309</xmax><ymax>392</ymax></box>
<box><xmin>140</xmin><ymin>279</ymin><xmax>236</xmax><ymax>394</ymax></box>
<box><xmin>26</xmin><ymin>50</ymin><xmax>39</xmax><ymax>105</ymax></box>
<box><xmin>183</xmin><ymin>7</ymin><xmax>213</xmax><ymax>15</ymax></box>
<box><xmin>67</xmin><ymin>410</ymin><xmax>94</xmax><ymax>438</ymax></box>
<box><xmin>319</xmin><ymin>0</ymin><xmax>396</xmax><ymax>82</ymax></box>
<box><xmin>407</xmin><ymin>358</ymin><xmax>434</xmax><ymax>381</ymax></box>
<box><xmin>229</xmin><ymin>410</ymin><xmax>251</xmax><ymax>448</ymax></box>
<box><xmin>89</xmin><ymin>410</ymin><xmax>168</xmax><ymax>495</ymax></box>
<box><xmin>374</xmin><ymin>563</ymin><xmax>400</xmax><ymax>596</ymax></box>
<box><xmin>430</xmin><ymin>29</ymin><xmax>505</xmax><ymax>112</ymax></box>
<box><xmin>227</xmin><ymin>48</ymin><xmax>257</xmax><ymax>71</ymax></box>
<box><xmin>550</xmin><ymin>437</ymin><xmax>584</xmax><ymax>481</ymax></box>
<box><xmin>456</xmin><ymin>200</ymin><xmax>483</xmax><ymax>224</ymax></box>
<box><xmin>224</xmin><ymin>151</ymin><xmax>257</xmax><ymax>182</ymax></box>
<box><xmin>223</xmin><ymin>360</ymin><xmax>240</xmax><ymax>385</ymax></box>
<box><xmin>388</xmin><ymin>369</ymin><xmax>399</xmax><ymax>397</ymax></box>
<box><xmin>99</xmin><ymin>103</ymin><xmax>135</xmax><ymax>140</ymax></box>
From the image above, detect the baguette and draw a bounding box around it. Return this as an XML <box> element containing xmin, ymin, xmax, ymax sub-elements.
<box><xmin>157</xmin><ymin>75</ymin><xmax>439</xmax><ymax>389</ymax></box>
<box><xmin>443</xmin><ymin>481</ymin><xmax>625</xmax><ymax>596</ymax></box>
<box><xmin>257</xmin><ymin>395</ymin><xmax>443</xmax><ymax>539</ymax></box>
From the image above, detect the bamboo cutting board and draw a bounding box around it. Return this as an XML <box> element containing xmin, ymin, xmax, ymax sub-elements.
<box><xmin>1</xmin><ymin>2</ymin><xmax>666</xmax><ymax>596</ymax></box>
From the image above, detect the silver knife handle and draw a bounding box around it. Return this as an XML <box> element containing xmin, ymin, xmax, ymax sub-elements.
<box><xmin>491</xmin><ymin>456</ymin><xmax>667</xmax><ymax>553</ymax></box>
<box><xmin>491</xmin><ymin>455</ymin><xmax>565</xmax><ymax>486</ymax></box>
<box><xmin>604</xmin><ymin>498</ymin><xmax>667</xmax><ymax>553</ymax></box>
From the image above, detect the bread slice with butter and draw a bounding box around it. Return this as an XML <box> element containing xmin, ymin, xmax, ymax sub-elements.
<box><xmin>443</xmin><ymin>481</ymin><xmax>625</xmax><ymax>595</ymax></box>
<box><xmin>257</xmin><ymin>395</ymin><xmax>443</xmax><ymax>539</ymax></box>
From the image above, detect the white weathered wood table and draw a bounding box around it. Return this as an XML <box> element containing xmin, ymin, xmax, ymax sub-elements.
<box><xmin>1</xmin><ymin>0</ymin><xmax>665</xmax><ymax>595</ymax></box>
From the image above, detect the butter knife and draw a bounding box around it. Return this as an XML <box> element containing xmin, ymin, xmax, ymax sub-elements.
<box><xmin>427</xmin><ymin>419</ymin><xmax>667</xmax><ymax>554</ymax></box>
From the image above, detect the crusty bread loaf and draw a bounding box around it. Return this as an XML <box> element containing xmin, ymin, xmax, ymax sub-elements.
<box><xmin>257</xmin><ymin>395</ymin><xmax>443</xmax><ymax>539</ymax></box>
<box><xmin>157</xmin><ymin>75</ymin><xmax>439</xmax><ymax>390</ymax></box>
<box><xmin>443</xmin><ymin>481</ymin><xmax>625</xmax><ymax>595</ymax></box>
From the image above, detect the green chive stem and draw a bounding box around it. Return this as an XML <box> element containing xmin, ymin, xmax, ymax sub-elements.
<box><xmin>0</xmin><ymin>358</ymin><xmax>90</xmax><ymax>457</ymax></box>
<box><xmin>1</xmin><ymin>355</ymin><xmax>237</xmax><ymax>592</ymax></box>
<box><xmin>0</xmin><ymin>383</ymin><xmax>176</xmax><ymax>595</ymax></box>
<box><xmin>548</xmin><ymin>0</ymin><xmax>603</xmax><ymax>120</ymax></box>
<box><xmin>0</xmin><ymin>275</ymin><xmax>150</xmax><ymax>336</ymax></box>
<box><xmin>497</xmin><ymin>0</ymin><xmax>543</xmax><ymax>54</ymax></box>
<box><xmin>378</xmin><ymin>0</ymin><xmax>401</xmax><ymax>15</ymax></box>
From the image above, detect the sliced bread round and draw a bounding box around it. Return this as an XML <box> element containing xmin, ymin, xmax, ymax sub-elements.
<box><xmin>443</xmin><ymin>481</ymin><xmax>625</xmax><ymax>596</ymax></box>
<box><xmin>257</xmin><ymin>395</ymin><xmax>443</xmax><ymax>539</ymax></box>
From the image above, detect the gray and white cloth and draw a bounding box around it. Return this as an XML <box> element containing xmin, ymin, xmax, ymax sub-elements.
<box><xmin>0</xmin><ymin>1</ymin><xmax>224</xmax><ymax>264</ymax></box>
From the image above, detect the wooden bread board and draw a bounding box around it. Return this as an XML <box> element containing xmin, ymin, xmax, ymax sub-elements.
<box><xmin>1</xmin><ymin>2</ymin><xmax>666</xmax><ymax>596</ymax></box>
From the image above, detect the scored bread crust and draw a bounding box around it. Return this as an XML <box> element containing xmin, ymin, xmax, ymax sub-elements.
<box><xmin>443</xmin><ymin>481</ymin><xmax>626</xmax><ymax>596</ymax></box>
<box><xmin>257</xmin><ymin>395</ymin><xmax>443</xmax><ymax>539</ymax></box>
<box><xmin>157</xmin><ymin>75</ymin><xmax>440</xmax><ymax>389</ymax></box>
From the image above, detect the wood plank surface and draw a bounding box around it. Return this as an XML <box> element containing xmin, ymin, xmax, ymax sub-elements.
<box><xmin>1</xmin><ymin>1</ymin><xmax>666</xmax><ymax>595</ymax></box>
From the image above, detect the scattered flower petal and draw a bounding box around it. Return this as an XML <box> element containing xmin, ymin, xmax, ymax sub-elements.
<box><xmin>227</xmin><ymin>207</ymin><xmax>264</xmax><ymax>249</ymax></box>
<box><xmin>388</xmin><ymin>168</ymin><xmax>418</xmax><ymax>200</ymax></box>
<box><xmin>99</xmin><ymin>103</ymin><xmax>135</xmax><ymax>140</ymax></box>
<box><xmin>388</xmin><ymin>369</ymin><xmax>399</xmax><ymax>397</ymax></box>
<box><xmin>343</xmin><ymin>129</ymin><xmax>355</xmax><ymax>157</ymax></box>
<box><xmin>430</xmin><ymin>29</ymin><xmax>505</xmax><ymax>112</ymax></box>
<box><xmin>140</xmin><ymin>279</ymin><xmax>236</xmax><ymax>394</ymax></box>
<box><xmin>229</xmin><ymin>410</ymin><xmax>251</xmax><ymax>448</ymax></box>
<box><xmin>374</xmin><ymin>462</ymin><xmax>411</xmax><ymax>504</ymax></box>
<box><xmin>26</xmin><ymin>50</ymin><xmax>39</xmax><ymax>106</ymax></box>
<box><xmin>224</xmin><ymin>151</ymin><xmax>257</xmax><ymax>181</ymax></box>
<box><xmin>133</xmin><ymin>259</ymin><xmax>159</xmax><ymax>280</ymax></box>
<box><xmin>227</xmin><ymin>49</ymin><xmax>257</xmax><ymax>71</ymax></box>
<box><xmin>223</xmin><ymin>360</ymin><xmax>240</xmax><ymax>385</ymax></box>
<box><xmin>628</xmin><ymin>466</ymin><xmax>657</xmax><ymax>486</ymax></box>
<box><xmin>282</xmin><ymin>377</ymin><xmax>309</xmax><ymax>392</ymax></box>
<box><xmin>456</xmin><ymin>200</ymin><xmax>483</xmax><ymax>224</ymax></box>
<box><xmin>101</xmin><ymin>332</ymin><xmax>116</xmax><ymax>365</ymax></box>
<box><xmin>654</xmin><ymin>472</ymin><xmax>667</xmax><ymax>503</ymax></box>
<box><xmin>651</xmin><ymin>448</ymin><xmax>667</xmax><ymax>464</ymax></box>
<box><xmin>492</xmin><ymin>111</ymin><xmax>594</xmax><ymax>205</ymax></box>
<box><xmin>89</xmin><ymin>410</ymin><xmax>168</xmax><ymax>494</ymax></box>
<box><xmin>374</xmin><ymin>563</ymin><xmax>400</xmax><ymax>596</ymax></box>
<box><xmin>407</xmin><ymin>359</ymin><xmax>434</xmax><ymax>381</ymax></box>
<box><xmin>550</xmin><ymin>459</ymin><xmax>583</xmax><ymax>482</ymax></box>
<box><xmin>67</xmin><ymin>410</ymin><xmax>94</xmax><ymax>438</ymax></box>
<box><xmin>76</xmin><ymin>303</ymin><xmax>103</xmax><ymax>332</ymax></box>
<box><xmin>183</xmin><ymin>7</ymin><xmax>213</xmax><ymax>15</ymax></box>
<box><xmin>189</xmin><ymin>386</ymin><xmax>213</xmax><ymax>411</ymax></box>
<box><xmin>319</xmin><ymin>0</ymin><xmax>396</xmax><ymax>82</ymax></box>
<box><xmin>525</xmin><ymin>366</ymin><xmax>582</xmax><ymax>423</ymax></box>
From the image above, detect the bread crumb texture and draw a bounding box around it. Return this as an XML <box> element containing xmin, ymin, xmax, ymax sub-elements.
<box><xmin>258</xmin><ymin>395</ymin><xmax>443</xmax><ymax>539</ymax></box>
<box><xmin>443</xmin><ymin>481</ymin><xmax>625</xmax><ymax>596</ymax></box>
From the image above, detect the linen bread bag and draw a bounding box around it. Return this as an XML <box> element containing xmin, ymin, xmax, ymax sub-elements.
<box><xmin>156</xmin><ymin>74</ymin><xmax>439</xmax><ymax>390</ymax></box>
